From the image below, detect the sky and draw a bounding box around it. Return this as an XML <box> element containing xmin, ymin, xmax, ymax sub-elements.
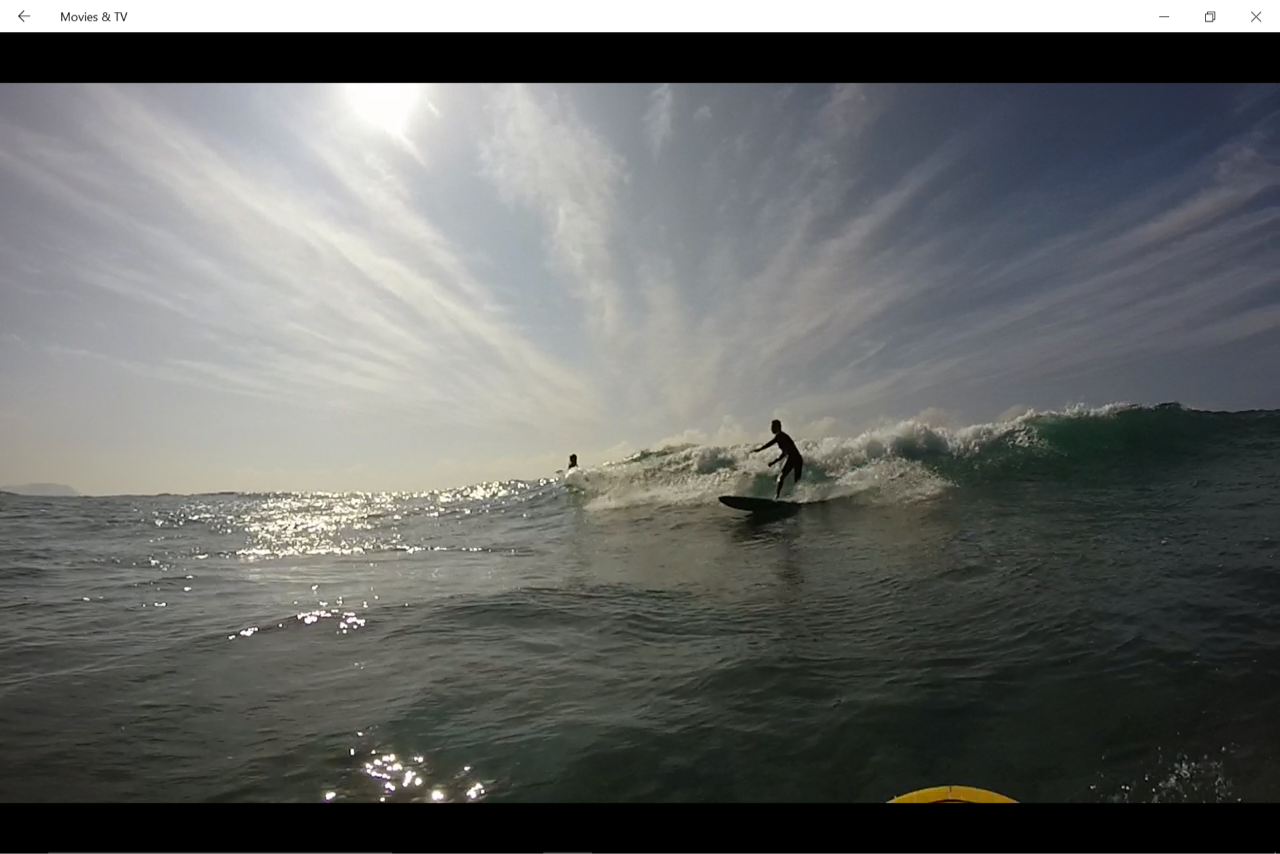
<box><xmin>1</xmin><ymin>83</ymin><xmax>1278</xmax><ymax>495</ymax></box>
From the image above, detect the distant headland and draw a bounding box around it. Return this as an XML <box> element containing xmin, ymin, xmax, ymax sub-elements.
<box><xmin>0</xmin><ymin>483</ymin><xmax>80</xmax><ymax>496</ymax></box>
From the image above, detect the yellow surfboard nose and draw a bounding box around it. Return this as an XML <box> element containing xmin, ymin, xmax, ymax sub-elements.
<box><xmin>888</xmin><ymin>785</ymin><xmax>1017</xmax><ymax>803</ymax></box>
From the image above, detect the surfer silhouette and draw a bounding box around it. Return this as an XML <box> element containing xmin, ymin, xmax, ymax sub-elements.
<box><xmin>752</xmin><ymin>420</ymin><xmax>802</xmax><ymax>500</ymax></box>
<box><xmin>567</xmin><ymin>454</ymin><xmax>578</xmax><ymax>470</ymax></box>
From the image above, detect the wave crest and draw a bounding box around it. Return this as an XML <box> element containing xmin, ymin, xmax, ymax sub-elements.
<box><xmin>565</xmin><ymin>403</ymin><xmax>1273</xmax><ymax>510</ymax></box>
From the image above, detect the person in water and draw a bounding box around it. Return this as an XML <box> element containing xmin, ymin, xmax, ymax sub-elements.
<box><xmin>752</xmin><ymin>420</ymin><xmax>802</xmax><ymax>500</ymax></box>
<box><xmin>567</xmin><ymin>454</ymin><xmax>578</xmax><ymax>470</ymax></box>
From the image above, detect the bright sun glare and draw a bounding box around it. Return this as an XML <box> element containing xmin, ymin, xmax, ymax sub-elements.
<box><xmin>346</xmin><ymin>84</ymin><xmax>420</xmax><ymax>138</ymax></box>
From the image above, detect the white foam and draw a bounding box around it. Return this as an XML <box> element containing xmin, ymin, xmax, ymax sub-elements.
<box><xmin>570</xmin><ymin>402</ymin><xmax>1159</xmax><ymax>512</ymax></box>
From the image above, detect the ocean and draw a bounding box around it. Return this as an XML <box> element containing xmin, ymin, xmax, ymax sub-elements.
<box><xmin>2</xmin><ymin>402</ymin><xmax>1277</xmax><ymax>803</ymax></box>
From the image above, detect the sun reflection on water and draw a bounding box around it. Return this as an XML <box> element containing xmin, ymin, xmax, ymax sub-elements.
<box><xmin>151</xmin><ymin>484</ymin><xmax>551</xmax><ymax>565</ymax></box>
<box><xmin>227</xmin><ymin>607</ymin><xmax>366</xmax><ymax>641</ymax></box>
<box><xmin>322</xmin><ymin>739</ymin><xmax>492</xmax><ymax>803</ymax></box>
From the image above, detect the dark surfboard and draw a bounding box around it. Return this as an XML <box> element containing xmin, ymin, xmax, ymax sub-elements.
<box><xmin>718</xmin><ymin>495</ymin><xmax>800</xmax><ymax>513</ymax></box>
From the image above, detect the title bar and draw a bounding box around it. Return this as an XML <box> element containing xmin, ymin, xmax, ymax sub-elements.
<box><xmin>3</xmin><ymin>1</ymin><xmax>1274</xmax><ymax>31</ymax></box>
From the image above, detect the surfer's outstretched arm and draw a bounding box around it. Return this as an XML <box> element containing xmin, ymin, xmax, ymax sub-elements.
<box><xmin>753</xmin><ymin>437</ymin><xmax>778</xmax><ymax>453</ymax></box>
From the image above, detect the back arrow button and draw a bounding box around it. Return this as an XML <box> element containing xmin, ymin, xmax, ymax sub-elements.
<box><xmin>18</xmin><ymin>10</ymin><xmax>30</xmax><ymax>21</ymax></box>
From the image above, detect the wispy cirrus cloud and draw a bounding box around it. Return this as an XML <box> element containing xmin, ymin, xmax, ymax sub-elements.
<box><xmin>475</xmin><ymin>82</ymin><xmax>1279</xmax><ymax>440</ymax></box>
<box><xmin>0</xmin><ymin>84</ymin><xmax>603</xmax><ymax>436</ymax></box>
<box><xmin>1</xmin><ymin>83</ymin><xmax>1277</xmax><ymax>492</ymax></box>
<box><xmin>479</xmin><ymin>83</ymin><xmax>630</xmax><ymax>344</ymax></box>
<box><xmin>645</xmin><ymin>83</ymin><xmax>674</xmax><ymax>158</ymax></box>
<box><xmin>774</xmin><ymin>127</ymin><xmax>1280</xmax><ymax>418</ymax></box>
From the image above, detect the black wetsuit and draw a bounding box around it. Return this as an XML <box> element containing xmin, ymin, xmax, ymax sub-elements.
<box><xmin>760</xmin><ymin>431</ymin><xmax>803</xmax><ymax>483</ymax></box>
